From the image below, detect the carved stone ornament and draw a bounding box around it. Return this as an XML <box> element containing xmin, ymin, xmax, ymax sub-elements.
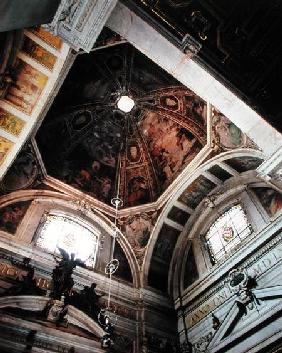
<box><xmin>227</xmin><ymin>268</ymin><xmax>258</xmax><ymax>311</ymax></box>
<box><xmin>45</xmin><ymin>299</ymin><xmax>68</xmax><ymax>326</ymax></box>
<box><xmin>194</xmin><ymin>332</ymin><xmax>213</xmax><ymax>353</ymax></box>
<box><xmin>44</xmin><ymin>0</ymin><xmax>118</xmax><ymax>52</ymax></box>
<box><xmin>228</xmin><ymin>268</ymin><xmax>248</xmax><ymax>293</ymax></box>
<box><xmin>182</xmin><ymin>33</ymin><xmax>202</xmax><ymax>58</ymax></box>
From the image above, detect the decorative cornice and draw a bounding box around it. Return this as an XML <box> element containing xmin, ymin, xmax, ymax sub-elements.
<box><xmin>45</xmin><ymin>0</ymin><xmax>118</xmax><ymax>52</ymax></box>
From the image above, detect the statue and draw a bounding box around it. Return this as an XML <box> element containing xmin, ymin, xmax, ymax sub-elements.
<box><xmin>68</xmin><ymin>282</ymin><xmax>103</xmax><ymax>321</ymax></box>
<box><xmin>42</xmin><ymin>298</ymin><xmax>68</xmax><ymax>327</ymax></box>
<box><xmin>51</xmin><ymin>248</ymin><xmax>86</xmax><ymax>300</ymax></box>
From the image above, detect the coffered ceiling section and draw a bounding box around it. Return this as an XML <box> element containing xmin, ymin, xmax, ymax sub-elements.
<box><xmin>36</xmin><ymin>41</ymin><xmax>207</xmax><ymax>207</ymax></box>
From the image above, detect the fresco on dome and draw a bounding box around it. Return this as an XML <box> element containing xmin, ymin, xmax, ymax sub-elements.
<box><xmin>184</xmin><ymin>93</ymin><xmax>207</xmax><ymax>126</ymax></box>
<box><xmin>32</xmin><ymin>27</ymin><xmax>62</xmax><ymax>50</ymax></box>
<box><xmin>5</xmin><ymin>59</ymin><xmax>48</xmax><ymax>114</ymax></box>
<box><xmin>0</xmin><ymin>137</ymin><xmax>14</xmax><ymax>166</ymax></box>
<box><xmin>160</xmin><ymin>95</ymin><xmax>179</xmax><ymax>111</ymax></box>
<box><xmin>126</xmin><ymin>142</ymin><xmax>142</xmax><ymax>164</ymax></box>
<box><xmin>0</xmin><ymin>108</ymin><xmax>25</xmax><ymax>136</ymax></box>
<box><xmin>22</xmin><ymin>37</ymin><xmax>57</xmax><ymax>70</ymax></box>
<box><xmin>140</xmin><ymin>111</ymin><xmax>202</xmax><ymax>188</ymax></box>
<box><xmin>154</xmin><ymin>87</ymin><xmax>207</xmax><ymax>126</ymax></box>
<box><xmin>126</xmin><ymin>168</ymin><xmax>150</xmax><ymax>207</ymax></box>
<box><xmin>35</xmin><ymin>44</ymin><xmax>208</xmax><ymax>207</ymax></box>
<box><xmin>253</xmin><ymin>187</ymin><xmax>282</xmax><ymax>217</ymax></box>
<box><xmin>179</xmin><ymin>175</ymin><xmax>216</xmax><ymax>210</ymax></box>
<box><xmin>0</xmin><ymin>201</ymin><xmax>31</xmax><ymax>235</ymax></box>
<box><xmin>40</xmin><ymin>116</ymin><xmax>124</xmax><ymax>204</ymax></box>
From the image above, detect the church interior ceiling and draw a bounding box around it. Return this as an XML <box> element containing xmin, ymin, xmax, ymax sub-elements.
<box><xmin>35</xmin><ymin>40</ymin><xmax>208</xmax><ymax>208</ymax></box>
<box><xmin>0</xmin><ymin>24</ymin><xmax>267</xmax><ymax>298</ymax></box>
<box><xmin>122</xmin><ymin>0</ymin><xmax>282</xmax><ymax>133</ymax></box>
<box><xmin>0</xmin><ymin>6</ymin><xmax>281</xmax><ymax>353</ymax></box>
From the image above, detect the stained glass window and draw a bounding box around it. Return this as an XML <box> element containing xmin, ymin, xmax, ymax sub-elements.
<box><xmin>205</xmin><ymin>204</ymin><xmax>252</xmax><ymax>263</ymax></box>
<box><xmin>36</xmin><ymin>213</ymin><xmax>99</xmax><ymax>267</ymax></box>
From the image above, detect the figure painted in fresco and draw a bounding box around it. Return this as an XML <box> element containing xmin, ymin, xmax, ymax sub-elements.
<box><xmin>127</xmin><ymin>176</ymin><xmax>150</xmax><ymax>206</ymax></box>
<box><xmin>213</xmin><ymin>111</ymin><xmax>244</xmax><ymax>149</ymax></box>
<box><xmin>127</xmin><ymin>144</ymin><xmax>141</xmax><ymax>163</ymax></box>
<box><xmin>141</xmin><ymin>112</ymin><xmax>201</xmax><ymax>187</ymax></box>
<box><xmin>124</xmin><ymin>213</ymin><xmax>156</xmax><ymax>265</ymax></box>
<box><xmin>160</xmin><ymin>95</ymin><xmax>179</xmax><ymax>110</ymax></box>
<box><xmin>71</xmin><ymin>160</ymin><xmax>114</xmax><ymax>202</ymax></box>
<box><xmin>6</xmin><ymin>60</ymin><xmax>47</xmax><ymax>114</ymax></box>
<box><xmin>125</xmin><ymin>213</ymin><xmax>154</xmax><ymax>249</ymax></box>
<box><xmin>253</xmin><ymin>187</ymin><xmax>282</xmax><ymax>217</ymax></box>
<box><xmin>0</xmin><ymin>137</ymin><xmax>13</xmax><ymax>165</ymax></box>
<box><xmin>0</xmin><ymin>202</ymin><xmax>30</xmax><ymax>234</ymax></box>
<box><xmin>185</xmin><ymin>94</ymin><xmax>207</xmax><ymax>126</ymax></box>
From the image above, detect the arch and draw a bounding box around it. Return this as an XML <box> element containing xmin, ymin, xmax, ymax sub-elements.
<box><xmin>142</xmin><ymin>148</ymin><xmax>264</xmax><ymax>289</ymax></box>
<box><xmin>0</xmin><ymin>189</ymin><xmax>141</xmax><ymax>288</ymax></box>
<box><xmin>169</xmin><ymin>172</ymin><xmax>270</xmax><ymax>299</ymax></box>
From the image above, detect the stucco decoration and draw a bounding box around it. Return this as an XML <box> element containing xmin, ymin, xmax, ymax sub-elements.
<box><xmin>0</xmin><ymin>295</ymin><xmax>105</xmax><ymax>337</ymax></box>
<box><xmin>45</xmin><ymin>0</ymin><xmax>118</xmax><ymax>52</ymax></box>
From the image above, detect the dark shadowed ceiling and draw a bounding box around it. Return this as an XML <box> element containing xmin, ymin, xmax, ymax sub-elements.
<box><xmin>122</xmin><ymin>0</ymin><xmax>282</xmax><ymax>133</ymax></box>
<box><xmin>36</xmin><ymin>40</ymin><xmax>207</xmax><ymax>208</ymax></box>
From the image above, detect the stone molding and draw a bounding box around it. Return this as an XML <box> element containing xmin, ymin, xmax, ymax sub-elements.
<box><xmin>257</xmin><ymin>146</ymin><xmax>282</xmax><ymax>178</ymax></box>
<box><xmin>45</xmin><ymin>0</ymin><xmax>118</xmax><ymax>52</ymax></box>
<box><xmin>0</xmin><ymin>295</ymin><xmax>105</xmax><ymax>337</ymax></box>
<box><xmin>179</xmin><ymin>222</ymin><xmax>282</xmax><ymax>327</ymax></box>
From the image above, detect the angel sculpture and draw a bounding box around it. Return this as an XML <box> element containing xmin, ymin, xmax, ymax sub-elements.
<box><xmin>51</xmin><ymin>248</ymin><xmax>86</xmax><ymax>300</ymax></box>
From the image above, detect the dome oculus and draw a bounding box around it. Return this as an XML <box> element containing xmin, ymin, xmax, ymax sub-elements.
<box><xmin>117</xmin><ymin>95</ymin><xmax>135</xmax><ymax>113</ymax></box>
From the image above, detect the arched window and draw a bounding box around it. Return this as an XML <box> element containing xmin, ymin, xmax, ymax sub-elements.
<box><xmin>205</xmin><ymin>204</ymin><xmax>252</xmax><ymax>263</ymax></box>
<box><xmin>36</xmin><ymin>212</ymin><xmax>99</xmax><ymax>267</ymax></box>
